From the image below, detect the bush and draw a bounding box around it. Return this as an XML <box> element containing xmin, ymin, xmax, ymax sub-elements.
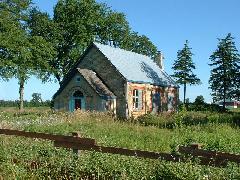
<box><xmin>137</xmin><ymin>110</ymin><xmax>240</xmax><ymax>128</ymax></box>
<box><xmin>179</xmin><ymin>102</ymin><xmax>226</xmax><ymax>112</ymax></box>
<box><xmin>136</xmin><ymin>113</ymin><xmax>175</xmax><ymax>128</ymax></box>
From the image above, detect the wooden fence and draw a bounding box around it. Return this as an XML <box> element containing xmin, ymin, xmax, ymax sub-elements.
<box><xmin>1</xmin><ymin>128</ymin><xmax>240</xmax><ymax>167</ymax></box>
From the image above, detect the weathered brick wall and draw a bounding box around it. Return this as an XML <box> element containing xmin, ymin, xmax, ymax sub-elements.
<box><xmin>127</xmin><ymin>82</ymin><xmax>178</xmax><ymax>118</ymax></box>
<box><xmin>78</xmin><ymin>47</ymin><xmax>127</xmax><ymax>117</ymax></box>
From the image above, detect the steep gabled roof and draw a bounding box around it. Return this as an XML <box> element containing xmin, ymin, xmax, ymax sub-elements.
<box><xmin>77</xmin><ymin>68</ymin><xmax>115</xmax><ymax>99</ymax></box>
<box><xmin>53</xmin><ymin>42</ymin><xmax>178</xmax><ymax>99</ymax></box>
<box><xmin>93</xmin><ymin>42</ymin><xmax>178</xmax><ymax>87</ymax></box>
<box><xmin>53</xmin><ymin>68</ymin><xmax>115</xmax><ymax>99</ymax></box>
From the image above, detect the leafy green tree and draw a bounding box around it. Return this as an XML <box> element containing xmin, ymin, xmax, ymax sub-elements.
<box><xmin>172</xmin><ymin>40</ymin><xmax>201</xmax><ymax>104</ymax></box>
<box><xmin>123</xmin><ymin>32</ymin><xmax>158</xmax><ymax>59</ymax></box>
<box><xmin>0</xmin><ymin>0</ymin><xmax>55</xmax><ymax>111</ymax></box>
<box><xmin>209</xmin><ymin>33</ymin><xmax>240</xmax><ymax>108</ymax></box>
<box><xmin>194</xmin><ymin>95</ymin><xmax>205</xmax><ymax>105</ymax></box>
<box><xmin>30</xmin><ymin>93</ymin><xmax>42</xmax><ymax>106</ymax></box>
<box><xmin>29</xmin><ymin>0</ymin><xmax>158</xmax><ymax>84</ymax></box>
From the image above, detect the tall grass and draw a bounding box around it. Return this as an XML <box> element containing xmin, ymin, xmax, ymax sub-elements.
<box><xmin>0</xmin><ymin>108</ymin><xmax>240</xmax><ymax>179</ymax></box>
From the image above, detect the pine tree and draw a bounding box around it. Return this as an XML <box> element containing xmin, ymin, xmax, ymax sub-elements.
<box><xmin>172</xmin><ymin>40</ymin><xmax>201</xmax><ymax>104</ymax></box>
<box><xmin>209</xmin><ymin>33</ymin><xmax>240</xmax><ymax>109</ymax></box>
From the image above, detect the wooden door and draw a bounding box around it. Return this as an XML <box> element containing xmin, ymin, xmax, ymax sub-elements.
<box><xmin>75</xmin><ymin>99</ymin><xmax>81</xmax><ymax>110</ymax></box>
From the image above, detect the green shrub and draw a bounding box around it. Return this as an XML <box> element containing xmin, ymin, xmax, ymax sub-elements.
<box><xmin>136</xmin><ymin>113</ymin><xmax>175</xmax><ymax>128</ymax></box>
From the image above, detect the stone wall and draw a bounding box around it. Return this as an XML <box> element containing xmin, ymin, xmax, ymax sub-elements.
<box><xmin>54</xmin><ymin>45</ymin><xmax>178</xmax><ymax>118</ymax></box>
<box><xmin>54</xmin><ymin>73</ymin><xmax>111</xmax><ymax>112</ymax></box>
<box><xmin>78</xmin><ymin>47</ymin><xmax>127</xmax><ymax>117</ymax></box>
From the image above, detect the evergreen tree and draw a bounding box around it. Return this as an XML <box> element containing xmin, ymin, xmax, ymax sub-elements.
<box><xmin>172</xmin><ymin>40</ymin><xmax>201</xmax><ymax>104</ymax></box>
<box><xmin>209</xmin><ymin>33</ymin><xmax>240</xmax><ymax>108</ymax></box>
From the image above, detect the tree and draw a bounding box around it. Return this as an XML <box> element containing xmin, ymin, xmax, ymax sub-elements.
<box><xmin>122</xmin><ymin>32</ymin><xmax>158</xmax><ymax>59</ymax></box>
<box><xmin>30</xmin><ymin>93</ymin><xmax>42</xmax><ymax>106</ymax></box>
<box><xmin>172</xmin><ymin>40</ymin><xmax>201</xmax><ymax>104</ymax></box>
<box><xmin>0</xmin><ymin>0</ymin><xmax>55</xmax><ymax>111</ymax></box>
<box><xmin>209</xmin><ymin>33</ymin><xmax>240</xmax><ymax>109</ymax></box>
<box><xmin>29</xmin><ymin>0</ymin><xmax>158</xmax><ymax>84</ymax></box>
<box><xmin>194</xmin><ymin>95</ymin><xmax>205</xmax><ymax>105</ymax></box>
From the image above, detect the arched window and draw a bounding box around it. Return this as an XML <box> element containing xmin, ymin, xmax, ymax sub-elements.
<box><xmin>73</xmin><ymin>90</ymin><xmax>83</xmax><ymax>97</ymax></box>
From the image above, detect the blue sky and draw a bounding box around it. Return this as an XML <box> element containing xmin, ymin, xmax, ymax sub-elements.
<box><xmin>0</xmin><ymin>0</ymin><xmax>240</xmax><ymax>102</ymax></box>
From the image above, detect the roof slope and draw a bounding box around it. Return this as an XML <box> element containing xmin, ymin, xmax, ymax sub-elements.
<box><xmin>94</xmin><ymin>42</ymin><xmax>178</xmax><ymax>87</ymax></box>
<box><xmin>78</xmin><ymin>68</ymin><xmax>115</xmax><ymax>99</ymax></box>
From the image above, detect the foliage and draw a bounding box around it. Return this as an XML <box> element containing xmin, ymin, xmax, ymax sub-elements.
<box><xmin>174</xmin><ymin>105</ymin><xmax>187</xmax><ymax>128</ymax></box>
<box><xmin>136</xmin><ymin>113</ymin><xmax>175</xmax><ymax>129</ymax></box>
<box><xmin>0</xmin><ymin>0</ymin><xmax>56</xmax><ymax>111</ymax></box>
<box><xmin>194</xmin><ymin>95</ymin><xmax>205</xmax><ymax>105</ymax></box>
<box><xmin>172</xmin><ymin>40</ymin><xmax>201</xmax><ymax>104</ymax></box>
<box><xmin>137</xmin><ymin>110</ymin><xmax>240</xmax><ymax>128</ymax></box>
<box><xmin>0</xmin><ymin>109</ymin><xmax>240</xmax><ymax>179</ymax></box>
<box><xmin>0</xmin><ymin>99</ymin><xmax>52</xmax><ymax>107</ymax></box>
<box><xmin>123</xmin><ymin>31</ymin><xmax>158</xmax><ymax>60</ymax></box>
<box><xmin>0</xmin><ymin>108</ymin><xmax>240</xmax><ymax>179</ymax></box>
<box><xmin>29</xmin><ymin>0</ymin><xmax>158</xmax><ymax>84</ymax></box>
<box><xmin>209</xmin><ymin>33</ymin><xmax>240</xmax><ymax>108</ymax></box>
<box><xmin>178</xmin><ymin>96</ymin><xmax>226</xmax><ymax>112</ymax></box>
<box><xmin>184</xmin><ymin>103</ymin><xmax>226</xmax><ymax>112</ymax></box>
<box><xmin>30</xmin><ymin>93</ymin><xmax>42</xmax><ymax>105</ymax></box>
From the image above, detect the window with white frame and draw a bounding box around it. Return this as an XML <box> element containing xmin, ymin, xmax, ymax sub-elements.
<box><xmin>133</xmin><ymin>89</ymin><xmax>143</xmax><ymax>110</ymax></box>
<box><xmin>133</xmin><ymin>89</ymin><xmax>139</xmax><ymax>109</ymax></box>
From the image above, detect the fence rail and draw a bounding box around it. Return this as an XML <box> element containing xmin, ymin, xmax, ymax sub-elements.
<box><xmin>1</xmin><ymin>128</ymin><xmax>240</xmax><ymax>167</ymax></box>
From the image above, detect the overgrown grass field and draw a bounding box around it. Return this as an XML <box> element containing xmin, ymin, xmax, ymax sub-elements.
<box><xmin>0</xmin><ymin>108</ymin><xmax>240</xmax><ymax>179</ymax></box>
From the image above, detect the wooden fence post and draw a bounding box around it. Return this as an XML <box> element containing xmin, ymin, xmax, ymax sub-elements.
<box><xmin>72</xmin><ymin>132</ymin><xmax>81</xmax><ymax>156</ymax></box>
<box><xmin>189</xmin><ymin>143</ymin><xmax>202</xmax><ymax>150</ymax></box>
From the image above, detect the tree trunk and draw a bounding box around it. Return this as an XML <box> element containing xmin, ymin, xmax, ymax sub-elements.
<box><xmin>183</xmin><ymin>83</ymin><xmax>186</xmax><ymax>104</ymax></box>
<box><xmin>19</xmin><ymin>79</ymin><xmax>25</xmax><ymax>112</ymax></box>
<box><xmin>223</xmin><ymin>86</ymin><xmax>226</xmax><ymax>110</ymax></box>
<box><xmin>223</xmin><ymin>67</ymin><xmax>226</xmax><ymax>111</ymax></box>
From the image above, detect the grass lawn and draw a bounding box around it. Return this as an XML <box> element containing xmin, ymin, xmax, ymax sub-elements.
<box><xmin>0</xmin><ymin>107</ymin><xmax>240</xmax><ymax>179</ymax></box>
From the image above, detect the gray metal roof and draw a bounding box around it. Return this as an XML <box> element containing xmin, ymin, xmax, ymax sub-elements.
<box><xmin>94</xmin><ymin>42</ymin><xmax>178</xmax><ymax>87</ymax></box>
<box><xmin>78</xmin><ymin>68</ymin><xmax>116</xmax><ymax>99</ymax></box>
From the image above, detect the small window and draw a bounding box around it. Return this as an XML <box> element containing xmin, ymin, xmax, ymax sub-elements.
<box><xmin>168</xmin><ymin>94</ymin><xmax>174</xmax><ymax>110</ymax></box>
<box><xmin>133</xmin><ymin>89</ymin><xmax>139</xmax><ymax>109</ymax></box>
<box><xmin>132</xmin><ymin>89</ymin><xmax>143</xmax><ymax>110</ymax></box>
<box><xmin>76</xmin><ymin>76</ymin><xmax>81</xmax><ymax>82</ymax></box>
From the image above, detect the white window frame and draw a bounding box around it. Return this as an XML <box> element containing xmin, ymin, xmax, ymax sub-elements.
<box><xmin>133</xmin><ymin>89</ymin><xmax>139</xmax><ymax>109</ymax></box>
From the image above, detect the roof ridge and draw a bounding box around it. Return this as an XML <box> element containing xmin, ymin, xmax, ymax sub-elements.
<box><xmin>93</xmin><ymin>42</ymin><xmax>154</xmax><ymax>61</ymax></box>
<box><xmin>93</xmin><ymin>42</ymin><xmax>178</xmax><ymax>87</ymax></box>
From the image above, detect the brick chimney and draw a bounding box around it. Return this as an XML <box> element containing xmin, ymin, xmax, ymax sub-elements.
<box><xmin>155</xmin><ymin>51</ymin><xmax>164</xmax><ymax>70</ymax></box>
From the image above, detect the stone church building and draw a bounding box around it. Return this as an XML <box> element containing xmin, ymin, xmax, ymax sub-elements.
<box><xmin>53</xmin><ymin>42</ymin><xmax>179</xmax><ymax>118</ymax></box>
